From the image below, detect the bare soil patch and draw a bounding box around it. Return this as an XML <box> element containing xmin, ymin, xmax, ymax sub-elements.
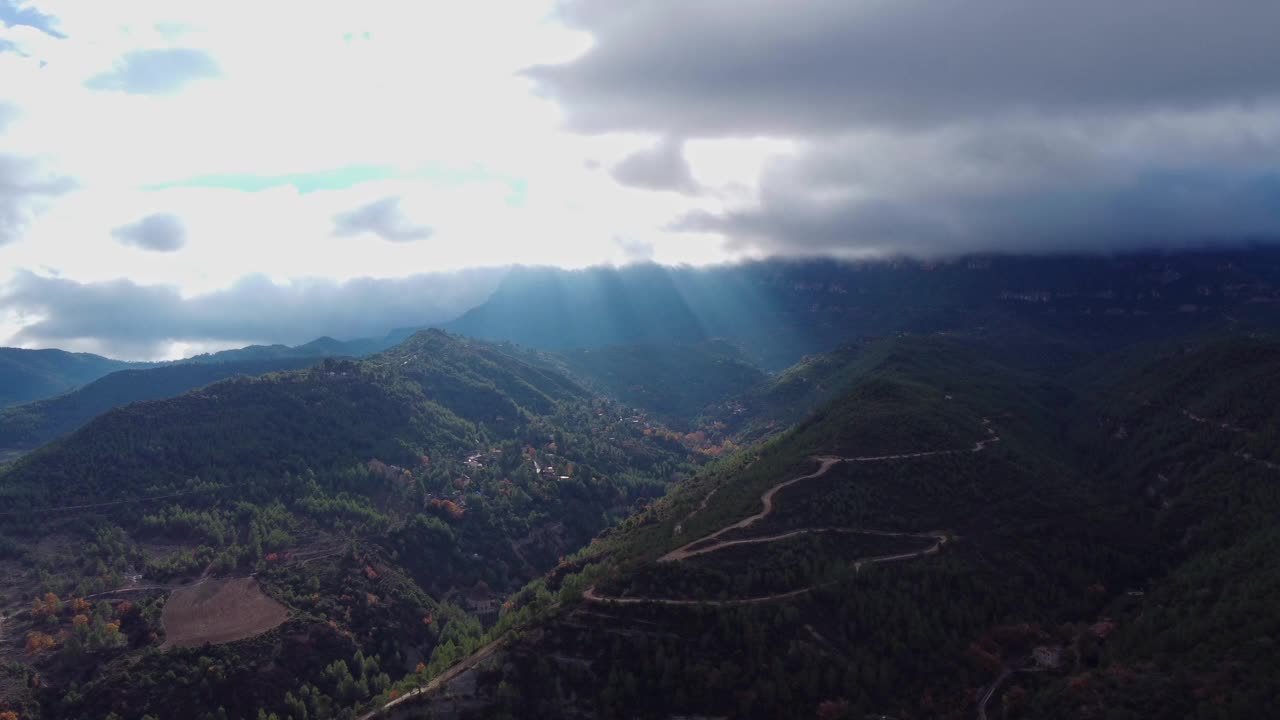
<box><xmin>162</xmin><ymin>577</ymin><xmax>288</xmax><ymax>648</ymax></box>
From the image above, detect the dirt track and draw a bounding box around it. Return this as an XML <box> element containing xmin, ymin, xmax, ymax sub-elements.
<box><xmin>661</xmin><ymin>420</ymin><xmax>997</xmax><ymax>564</ymax></box>
<box><xmin>161</xmin><ymin>577</ymin><xmax>288</xmax><ymax>648</ymax></box>
<box><xmin>585</xmin><ymin>531</ymin><xmax>949</xmax><ymax>606</ymax></box>
<box><xmin>589</xmin><ymin>419</ymin><xmax>998</xmax><ymax>605</ymax></box>
<box><xmin>661</xmin><ymin>456</ymin><xmax>845</xmax><ymax>562</ymax></box>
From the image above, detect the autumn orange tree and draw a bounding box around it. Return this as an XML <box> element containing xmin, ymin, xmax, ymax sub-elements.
<box><xmin>25</xmin><ymin>631</ymin><xmax>56</xmax><ymax>655</ymax></box>
<box><xmin>30</xmin><ymin>593</ymin><xmax>61</xmax><ymax>619</ymax></box>
<box><xmin>428</xmin><ymin>498</ymin><xmax>465</xmax><ymax>520</ymax></box>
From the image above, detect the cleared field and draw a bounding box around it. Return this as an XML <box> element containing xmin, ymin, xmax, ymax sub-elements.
<box><xmin>162</xmin><ymin>577</ymin><xmax>288</xmax><ymax>648</ymax></box>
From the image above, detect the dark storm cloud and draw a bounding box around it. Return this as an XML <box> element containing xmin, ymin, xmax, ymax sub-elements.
<box><xmin>111</xmin><ymin>212</ymin><xmax>186</xmax><ymax>252</ymax></box>
<box><xmin>332</xmin><ymin>196</ymin><xmax>433</xmax><ymax>242</ymax></box>
<box><xmin>610</xmin><ymin>137</ymin><xmax>699</xmax><ymax>194</ymax></box>
<box><xmin>0</xmin><ymin>268</ymin><xmax>508</xmax><ymax>357</ymax></box>
<box><xmin>0</xmin><ymin>153</ymin><xmax>76</xmax><ymax>245</ymax></box>
<box><xmin>85</xmin><ymin>48</ymin><xmax>220</xmax><ymax>95</ymax></box>
<box><xmin>531</xmin><ymin>0</ymin><xmax>1280</xmax><ymax>135</ymax></box>
<box><xmin>534</xmin><ymin>0</ymin><xmax>1280</xmax><ymax>256</ymax></box>
<box><xmin>678</xmin><ymin>169</ymin><xmax>1280</xmax><ymax>258</ymax></box>
<box><xmin>674</xmin><ymin>118</ymin><xmax>1280</xmax><ymax>256</ymax></box>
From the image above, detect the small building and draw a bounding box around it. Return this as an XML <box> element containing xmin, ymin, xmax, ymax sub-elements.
<box><xmin>461</xmin><ymin>583</ymin><xmax>502</xmax><ymax>623</ymax></box>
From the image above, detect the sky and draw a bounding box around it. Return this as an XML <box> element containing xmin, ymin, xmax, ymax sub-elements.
<box><xmin>2</xmin><ymin>1</ymin><xmax>1279</xmax><ymax>358</ymax></box>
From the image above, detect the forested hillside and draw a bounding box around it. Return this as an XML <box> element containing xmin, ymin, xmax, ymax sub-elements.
<box><xmin>0</xmin><ymin>330</ymin><xmax>695</xmax><ymax>719</ymax></box>
<box><xmin>3</xmin><ymin>325</ymin><xmax>1279</xmax><ymax>720</ymax></box>
<box><xmin>391</xmin><ymin>334</ymin><xmax>1280</xmax><ymax>719</ymax></box>
<box><xmin>554</xmin><ymin>339</ymin><xmax>766</xmax><ymax>427</ymax></box>
<box><xmin>0</xmin><ymin>357</ymin><xmax>329</xmax><ymax>455</ymax></box>
<box><xmin>1032</xmin><ymin>337</ymin><xmax>1280</xmax><ymax>717</ymax></box>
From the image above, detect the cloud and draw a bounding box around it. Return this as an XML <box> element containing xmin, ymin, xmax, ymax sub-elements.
<box><xmin>532</xmin><ymin>0</ymin><xmax>1280</xmax><ymax>256</ymax></box>
<box><xmin>0</xmin><ymin>268</ymin><xmax>508</xmax><ymax>358</ymax></box>
<box><xmin>610</xmin><ymin>137</ymin><xmax>699</xmax><ymax>194</ymax></box>
<box><xmin>85</xmin><ymin>48</ymin><xmax>220</xmax><ymax>95</ymax></box>
<box><xmin>332</xmin><ymin>196</ymin><xmax>433</xmax><ymax>242</ymax></box>
<box><xmin>613</xmin><ymin>235</ymin><xmax>655</xmax><ymax>261</ymax></box>
<box><xmin>532</xmin><ymin>0</ymin><xmax>1280</xmax><ymax>135</ymax></box>
<box><xmin>0</xmin><ymin>153</ymin><xmax>77</xmax><ymax>245</ymax></box>
<box><xmin>674</xmin><ymin>113</ymin><xmax>1280</xmax><ymax>256</ymax></box>
<box><xmin>111</xmin><ymin>212</ymin><xmax>186</xmax><ymax>252</ymax></box>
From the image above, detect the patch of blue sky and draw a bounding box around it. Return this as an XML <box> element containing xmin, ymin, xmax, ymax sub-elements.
<box><xmin>145</xmin><ymin>164</ymin><xmax>399</xmax><ymax>193</ymax></box>
<box><xmin>146</xmin><ymin>163</ymin><xmax>531</xmax><ymax>205</ymax></box>
<box><xmin>0</xmin><ymin>0</ymin><xmax>64</xmax><ymax>38</ymax></box>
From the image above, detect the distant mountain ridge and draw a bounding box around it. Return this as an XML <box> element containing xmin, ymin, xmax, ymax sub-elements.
<box><xmin>0</xmin><ymin>348</ymin><xmax>148</xmax><ymax>408</ymax></box>
<box><xmin>0</xmin><ymin>334</ymin><xmax>397</xmax><ymax>413</ymax></box>
<box><xmin>10</xmin><ymin>247</ymin><xmax>1280</xmax><ymax>409</ymax></box>
<box><xmin>446</xmin><ymin>248</ymin><xmax>1280</xmax><ymax>369</ymax></box>
<box><xmin>0</xmin><ymin>356</ymin><xmax>329</xmax><ymax>455</ymax></box>
<box><xmin>180</xmin><ymin>335</ymin><xmax>392</xmax><ymax>364</ymax></box>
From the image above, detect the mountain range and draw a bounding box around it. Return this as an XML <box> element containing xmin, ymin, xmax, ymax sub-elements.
<box><xmin>1</xmin><ymin>249</ymin><xmax>1280</xmax><ymax>719</ymax></box>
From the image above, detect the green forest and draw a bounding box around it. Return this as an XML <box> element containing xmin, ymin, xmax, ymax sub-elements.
<box><xmin>2</xmin><ymin>329</ymin><xmax>1279</xmax><ymax>719</ymax></box>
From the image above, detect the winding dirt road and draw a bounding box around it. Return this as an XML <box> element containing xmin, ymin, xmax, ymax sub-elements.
<box><xmin>675</xmin><ymin>526</ymin><xmax>944</xmax><ymax>562</ymax></box>
<box><xmin>661</xmin><ymin>420</ymin><xmax>997</xmax><ymax>564</ymax></box>
<box><xmin>587</xmin><ymin>420</ymin><xmax>998</xmax><ymax>605</ymax></box>
<box><xmin>661</xmin><ymin>456</ymin><xmax>845</xmax><ymax>562</ymax></box>
<box><xmin>584</xmin><ymin>531</ymin><xmax>949</xmax><ymax>607</ymax></box>
<box><xmin>976</xmin><ymin>666</ymin><xmax>1011</xmax><ymax>720</ymax></box>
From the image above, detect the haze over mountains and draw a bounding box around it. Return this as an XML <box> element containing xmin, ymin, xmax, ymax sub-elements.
<box><xmin>444</xmin><ymin>248</ymin><xmax>1280</xmax><ymax>367</ymax></box>
<box><xmin>6</xmin><ymin>247</ymin><xmax>1279</xmax><ymax>457</ymax></box>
